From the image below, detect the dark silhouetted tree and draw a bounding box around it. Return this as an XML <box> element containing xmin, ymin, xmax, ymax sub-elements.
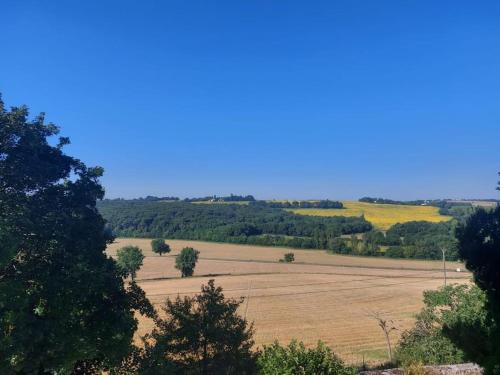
<box><xmin>0</xmin><ymin>96</ymin><xmax>152</xmax><ymax>374</ymax></box>
<box><xmin>140</xmin><ymin>279</ymin><xmax>255</xmax><ymax>374</ymax></box>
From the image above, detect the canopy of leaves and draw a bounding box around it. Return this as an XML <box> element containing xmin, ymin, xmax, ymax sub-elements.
<box><xmin>116</xmin><ymin>246</ymin><xmax>145</xmax><ymax>280</ymax></box>
<box><xmin>455</xmin><ymin>205</ymin><xmax>500</xmax><ymax>374</ymax></box>
<box><xmin>175</xmin><ymin>247</ymin><xmax>199</xmax><ymax>277</ymax></box>
<box><xmin>395</xmin><ymin>284</ymin><xmax>489</xmax><ymax>367</ymax></box>
<box><xmin>139</xmin><ymin>279</ymin><xmax>255</xmax><ymax>375</ymax></box>
<box><xmin>0</xmin><ymin>97</ymin><xmax>152</xmax><ymax>374</ymax></box>
<box><xmin>257</xmin><ymin>340</ymin><xmax>354</xmax><ymax>375</ymax></box>
<box><xmin>151</xmin><ymin>238</ymin><xmax>170</xmax><ymax>256</ymax></box>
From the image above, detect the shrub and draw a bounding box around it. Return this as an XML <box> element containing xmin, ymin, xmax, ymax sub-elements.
<box><xmin>395</xmin><ymin>284</ymin><xmax>486</xmax><ymax>366</ymax></box>
<box><xmin>257</xmin><ymin>340</ymin><xmax>354</xmax><ymax>375</ymax></box>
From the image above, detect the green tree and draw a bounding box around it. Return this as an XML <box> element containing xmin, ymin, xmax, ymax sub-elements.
<box><xmin>117</xmin><ymin>246</ymin><xmax>145</xmax><ymax>281</ymax></box>
<box><xmin>257</xmin><ymin>340</ymin><xmax>354</xmax><ymax>375</ymax></box>
<box><xmin>140</xmin><ymin>279</ymin><xmax>255</xmax><ymax>374</ymax></box>
<box><xmin>280</xmin><ymin>252</ymin><xmax>295</xmax><ymax>263</ymax></box>
<box><xmin>395</xmin><ymin>284</ymin><xmax>486</xmax><ymax>366</ymax></box>
<box><xmin>0</xmin><ymin>96</ymin><xmax>152</xmax><ymax>374</ymax></box>
<box><xmin>151</xmin><ymin>238</ymin><xmax>171</xmax><ymax>256</ymax></box>
<box><xmin>175</xmin><ymin>247</ymin><xmax>199</xmax><ymax>277</ymax></box>
<box><xmin>455</xmin><ymin>204</ymin><xmax>500</xmax><ymax>373</ymax></box>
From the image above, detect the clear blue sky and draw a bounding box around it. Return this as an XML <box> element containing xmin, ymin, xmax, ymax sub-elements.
<box><xmin>2</xmin><ymin>1</ymin><xmax>499</xmax><ymax>200</ymax></box>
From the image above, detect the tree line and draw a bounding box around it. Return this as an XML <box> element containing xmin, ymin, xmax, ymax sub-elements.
<box><xmin>183</xmin><ymin>194</ymin><xmax>256</xmax><ymax>202</ymax></box>
<box><xmin>327</xmin><ymin>221</ymin><xmax>460</xmax><ymax>260</ymax></box>
<box><xmin>97</xmin><ymin>199</ymin><xmax>371</xmax><ymax>250</ymax></box>
<box><xmin>250</xmin><ymin>199</ymin><xmax>343</xmax><ymax>209</ymax></box>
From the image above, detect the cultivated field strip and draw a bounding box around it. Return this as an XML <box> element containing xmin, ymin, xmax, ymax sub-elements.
<box><xmin>108</xmin><ymin>238</ymin><xmax>466</xmax><ymax>271</ymax></box>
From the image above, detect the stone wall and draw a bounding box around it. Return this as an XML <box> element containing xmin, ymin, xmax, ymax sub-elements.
<box><xmin>360</xmin><ymin>363</ymin><xmax>482</xmax><ymax>375</ymax></box>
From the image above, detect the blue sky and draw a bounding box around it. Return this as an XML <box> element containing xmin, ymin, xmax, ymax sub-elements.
<box><xmin>2</xmin><ymin>1</ymin><xmax>499</xmax><ymax>200</ymax></box>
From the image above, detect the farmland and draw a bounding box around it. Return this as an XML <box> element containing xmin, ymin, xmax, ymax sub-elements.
<box><xmin>290</xmin><ymin>201</ymin><xmax>452</xmax><ymax>230</ymax></box>
<box><xmin>108</xmin><ymin>238</ymin><xmax>470</xmax><ymax>365</ymax></box>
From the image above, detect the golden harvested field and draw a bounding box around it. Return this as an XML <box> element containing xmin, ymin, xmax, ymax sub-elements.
<box><xmin>289</xmin><ymin>201</ymin><xmax>452</xmax><ymax>230</ymax></box>
<box><xmin>108</xmin><ymin>238</ymin><xmax>469</xmax><ymax>365</ymax></box>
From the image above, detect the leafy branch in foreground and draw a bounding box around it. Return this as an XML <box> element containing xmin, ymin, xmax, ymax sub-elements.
<box><xmin>0</xmin><ymin>96</ymin><xmax>153</xmax><ymax>374</ymax></box>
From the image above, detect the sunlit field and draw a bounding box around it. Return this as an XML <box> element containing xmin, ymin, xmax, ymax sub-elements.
<box><xmin>290</xmin><ymin>201</ymin><xmax>452</xmax><ymax>230</ymax></box>
<box><xmin>108</xmin><ymin>238</ymin><xmax>469</xmax><ymax>365</ymax></box>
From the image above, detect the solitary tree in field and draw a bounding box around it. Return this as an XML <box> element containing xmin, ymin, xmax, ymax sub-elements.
<box><xmin>0</xmin><ymin>95</ymin><xmax>152</xmax><ymax>373</ymax></box>
<box><xmin>281</xmin><ymin>252</ymin><xmax>295</xmax><ymax>263</ymax></box>
<box><xmin>117</xmin><ymin>245</ymin><xmax>145</xmax><ymax>280</ymax></box>
<box><xmin>140</xmin><ymin>279</ymin><xmax>255</xmax><ymax>374</ymax></box>
<box><xmin>151</xmin><ymin>238</ymin><xmax>171</xmax><ymax>256</ymax></box>
<box><xmin>175</xmin><ymin>247</ymin><xmax>199</xmax><ymax>277</ymax></box>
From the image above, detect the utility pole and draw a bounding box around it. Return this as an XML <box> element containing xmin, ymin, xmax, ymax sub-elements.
<box><xmin>441</xmin><ymin>247</ymin><xmax>447</xmax><ymax>287</ymax></box>
<box><xmin>244</xmin><ymin>280</ymin><xmax>252</xmax><ymax>319</ymax></box>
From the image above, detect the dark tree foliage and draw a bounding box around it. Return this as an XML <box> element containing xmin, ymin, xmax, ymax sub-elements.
<box><xmin>455</xmin><ymin>206</ymin><xmax>500</xmax><ymax>373</ymax></box>
<box><xmin>251</xmin><ymin>199</ymin><xmax>343</xmax><ymax>209</ymax></box>
<box><xmin>280</xmin><ymin>252</ymin><xmax>295</xmax><ymax>263</ymax></box>
<box><xmin>175</xmin><ymin>247</ymin><xmax>200</xmax><ymax>277</ymax></box>
<box><xmin>327</xmin><ymin>237</ymin><xmax>353</xmax><ymax>255</ymax></box>
<box><xmin>457</xmin><ymin>207</ymin><xmax>500</xmax><ymax>300</ymax></box>
<box><xmin>139</xmin><ymin>280</ymin><xmax>255</xmax><ymax>375</ymax></box>
<box><xmin>151</xmin><ymin>238</ymin><xmax>171</xmax><ymax>256</ymax></box>
<box><xmin>104</xmin><ymin>196</ymin><xmax>180</xmax><ymax>202</ymax></box>
<box><xmin>396</xmin><ymin>284</ymin><xmax>487</xmax><ymax>367</ymax></box>
<box><xmin>0</xmin><ymin>97</ymin><xmax>152</xmax><ymax>374</ymax></box>
<box><xmin>97</xmin><ymin>200</ymin><xmax>371</xmax><ymax>250</ymax></box>
<box><xmin>386</xmin><ymin>221</ymin><xmax>458</xmax><ymax>260</ymax></box>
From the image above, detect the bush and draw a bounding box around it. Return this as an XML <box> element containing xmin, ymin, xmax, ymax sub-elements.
<box><xmin>282</xmin><ymin>252</ymin><xmax>295</xmax><ymax>263</ymax></box>
<box><xmin>395</xmin><ymin>284</ymin><xmax>486</xmax><ymax>367</ymax></box>
<box><xmin>257</xmin><ymin>340</ymin><xmax>354</xmax><ymax>375</ymax></box>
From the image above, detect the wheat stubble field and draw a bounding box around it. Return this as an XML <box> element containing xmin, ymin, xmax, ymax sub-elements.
<box><xmin>107</xmin><ymin>238</ymin><xmax>470</xmax><ymax>365</ymax></box>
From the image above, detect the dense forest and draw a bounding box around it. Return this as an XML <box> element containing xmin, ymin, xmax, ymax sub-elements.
<box><xmin>98</xmin><ymin>200</ymin><xmax>371</xmax><ymax>250</ymax></box>
<box><xmin>330</xmin><ymin>221</ymin><xmax>460</xmax><ymax>260</ymax></box>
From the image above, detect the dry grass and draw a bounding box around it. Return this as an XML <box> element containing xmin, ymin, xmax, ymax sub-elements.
<box><xmin>108</xmin><ymin>238</ymin><xmax>470</xmax><ymax>365</ymax></box>
<box><xmin>289</xmin><ymin>201</ymin><xmax>452</xmax><ymax>230</ymax></box>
